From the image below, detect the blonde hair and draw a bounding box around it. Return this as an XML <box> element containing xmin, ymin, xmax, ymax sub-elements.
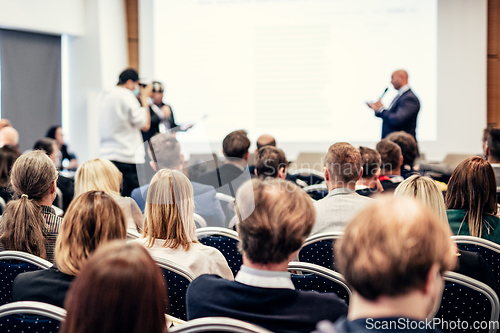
<box><xmin>143</xmin><ymin>169</ymin><xmax>196</xmax><ymax>250</ymax></box>
<box><xmin>74</xmin><ymin>159</ymin><xmax>122</xmax><ymax>198</ymax></box>
<box><xmin>0</xmin><ymin>150</ymin><xmax>58</xmax><ymax>259</ymax></box>
<box><xmin>394</xmin><ymin>175</ymin><xmax>448</xmax><ymax>224</ymax></box>
<box><xmin>55</xmin><ymin>191</ymin><xmax>127</xmax><ymax>276</ymax></box>
<box><xmin>336</xmin><ymin>197</ymin><xmax>457</xmax><ymax>300</ymax></box>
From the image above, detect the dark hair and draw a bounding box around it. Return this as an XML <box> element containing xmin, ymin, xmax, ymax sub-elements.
<box><xmin>61</xmin><ymin>241</ymin><xmax>167</xmax><ymax>333</ymax></box>
<box><xmin>148</xmin><ymin>133</ymin><xmax>182</xmax><ymax>169</ymax></box>
<box><xmin>33</xmin><ymin>138</ymin><xmax>57</xmax><ymax>156</ymax></box>
<box><xmin>325</xmin><ymin>142</ymin><xmax>362</xmax><ymax>184</ymax></box>
<box><xmin>445</xmin><ymin>157</ymin><xmax>498</xmax><ymax>237</ymax></box>
<box><xmin>0</xmin><ymin>150</ymin><xmax>58</xmax><ymax>259</ymax></box>
<box><xmin>0</xmin><ymin>145</ymin><xmax>21</xmax><ymax>187</ymax></box>
<box><xmin>487</xmin><ymin>129</ymin><xmax>500</xmax><ymax>161</ymax></box>
<box><xmin>376</xmin><ymin>139</ymin><xmax>402</xmax><ymax>172</ymax></box>
<box><xmin>386</xmin><ymin>131</ymin><xmax>418</xmax><ymax>167</ymax></box>
<box><xmin>46</xmin><ymin>126</ymin><xmax>61</xmax><ymax>140</ymax></box>
<box><xmin>222</xmin><ymin>130</ymin><xmax>251</xmax><ymax>160</ymax></box>
<box><xmin>152</xmin><ymin>81</ymin><xmax>164</xmax><ymax>93</ymax></box>
<box><xmin>118</xmin><ymin>68</ymin><xmax>139</xmax><ymax>85</ymax></box>
<box><xmin>255</xmin><ymin>146</ymin><xmax>287</xmax><ymax>179</ymax></box>
<box><xmin>359</xmin><ymin>146</ymin><xmax>381</xmax><ymax>179</ymax></box>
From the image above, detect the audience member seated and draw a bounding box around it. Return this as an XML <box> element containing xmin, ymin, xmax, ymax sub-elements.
<box><xmin>0</xmin><ymin>150</ymin><xmax>61</xmax><ymax>263</ymax></box>
<box><xmin>248</xmin><ymin>134</ymin><xmax>276</xmax><ymax>174</ymax></box>
<box><xmin>197</xmin><ymin>130</ymin><xmax>253</xmax><ymax>197</ymax></box>
<box><xmin>12</xmin><ymin>191</ymin><xmax>127</xmax><ymax>308</ymax></box>
<box><xmin>131</xmin><ymin>169</ymin><xmax>233</xmax><ymax>279</ymax></box>
<box><xmin>46</xmin><ymin>125</ymin><xmax>78</xmax><ymax>170</ymax></box>
<box><xmin>187</xmin><ymin>178</ymin><xmax>348</xmax><ymax>333</ymax></box>
<box><xmin>34</xmin><ymin>138</ymin><xmax>74</xmax><ymax>211</ymax></box>
<box><xmin>0</xmin><ymin>126</ymin><xmax>19</xmax><ymax>148</ymax></box>
<box><xmin>485</xmin><ymin>128</ymin><xmax>500</xmax><ymax>193</ymax></box>
<box><xmin>314</xmin><ymin>197</ymin><xmax>457</xmax><ymax>333</ymax></box>
<box><xmin>0</xmin><ymin>145</ymin><xmax>21</xmax><ymax>207</ymax></box>
<box><xmin>386</xmin><ymin>131</ymin><xmax>420</xmax><ymax>179</ymax></box>
<box><xmin>395</xmin><ymin>175</ymin><xmax>500</xmax><ymax>296</ymax></box>
<box><xmin>311</xmin><ymin>142</ymin><xmax>371</xmax><ymax>235</ymax></box>
<box><xmin>446</xmin><ymin>157</ymin><xmax>500</xmax><ymax>244</ymax></box>
<box><xmin>131</xmin><ymin>133</ymin><xmax>225</xmax><ymax>227</ymax></box>
<box><xmin>355</xmin><ymin>146</ymin><xmax>383</xmax><ymax>197</ymax></box>
<box><xmin>254</xmin><ymin>146</ymin><xmax>288</xmax><ymax>179</ymax></box>
<box><xmin>75</xmin><ymin>158</ymin><xmax>143</xmax><ymax>236</ymax></box>
<box><xmin>60</xmin><ymin>241</ymin><xmax>167</xmax><ymax>333</ymax></box>
<box><xmin>376</xmin><ymin>139</ymin><xmax>404</xmax><ymax>193</ymax></box>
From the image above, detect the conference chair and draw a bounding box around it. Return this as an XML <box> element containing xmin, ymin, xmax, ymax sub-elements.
<box><xmin>0</xmin><ymin>251</ymin><xmax>52</xmax><ymax>305</ymax></box>
<box><xmin>432</xmin><ymin>272</ymin><xmax>499</xmax><ymax>333</ymax></box>
<box><xmin>216</xmin><ymin>193</ymin><xmax>236</xmax><ymax>227</ymax></box>
<box><xmin>288</xmin><ymin>262</ymin><xmax>351</xmax><ymax>304</ymax></box>
<box><xmin>169</xmin><ymin>317</ymin><xmax>272</xmax><ymax>333</ymax></box>
<box><xmin>0</xmin><ymin>301</ymin><xmax>65</xmax><ymax>333</ymax></box>
<box><xmin>297</xmin><ymin>232</ymin><xmax>344</xmax><ymax>271</ymax></box>
<box><xmin>153</xmin><ymin>257</ymin><xmax>195</xmax><ymax>321</ymax></box>
<box><xmin>196</xmin><ymin>227</ymin><xmax>242</xmax><ymax>276</ymax></box>
<box><xmin>193</xmin><ymin>213</ymin><xmax>207</xmax><ymax>228</ymax></box>
<box><xmin>287</xmin><ymin>168</ymin><xmax>325</xmax><ymax>187</ymax></box>
<box><xmin>452</xmin><ymin>236</ymin><xmax>500</xmax><ymax>290</ymax></box>
<box><xmin>303</xmin><ymin>183</ymin><xmax>328</xmax><ymax>201</ymax></box>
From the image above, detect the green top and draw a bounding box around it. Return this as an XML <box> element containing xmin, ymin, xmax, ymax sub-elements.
<box><xmin>447</xmin><ymin>209</ymin><xmax>500</xmax><ymax>244</ymax></box>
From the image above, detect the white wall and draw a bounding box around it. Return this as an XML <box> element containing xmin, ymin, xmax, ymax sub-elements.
<box><xmin>0</xmin><ymin>0</ymin><xmax>85</xmax><ymax>36</ymax></box>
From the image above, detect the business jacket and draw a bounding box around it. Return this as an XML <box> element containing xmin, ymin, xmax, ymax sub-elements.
<box><xmin>196</xmin><ymin>163</ymin><xmax>253</xmax><ymax>197</ymax></box>
<box><xmin>376</xmin><ymin>89</ymin><xmax>420</xmax><ymax>139</ymax></box>
<box><xmin>311</xmin><ymin>188</ymin><xmax>372</xmax><ymax>235</ymax></box>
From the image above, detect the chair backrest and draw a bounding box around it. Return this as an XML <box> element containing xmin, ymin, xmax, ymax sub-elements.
<box><xmin>196</xmin><ymin>227</ymin><xmax>242</xmax><ymax>276</ymax></box>
<box><xmin>288</xmin><ymin>262</ymin><xmax>351</xmax><ymax>305</ymax></box>
<box><xmin>169</xmin><ymin>317</ymin><xmax>272</xmax><ymax>333</ymax></box>
<box><xmin>303</xmin><ymin>184</ymin><xmax>329</xmax><ymax>201</ymax></box>
<box><xmin>193</xmin><ymin>213</ymin><xmax>207</xmax><ymax>228</ymax></box>
<box><xmin>216</xmin><ymin>193</ymin><xmax>236</xmax><ymax>227</ymax></box>
<box><xmin>0</xmin><ymin>196</ymin><xmax>6</xmax><ymax>214</ymax></box>
<box><xmin>153</xmin><ymin>256</ymin><xmax>195</xmax><ymax>321</ymax></box>
<box><xmin>0</xmin><ymin>301</ymin><xmax>65</xmax><ymax>333</ymax></box>
<box><xmin>287</xmin><ymin>168</ymin><xmax>325</xmax><ymax>187</ymax></box>
<box><xmin>297</xmin><ymin>232</ymin><xmax>344</xmax><ymax>271</ymax></box>
<box><xmin>432</xmin><ymin>272</ymin><xmax>499</xmax><ymax>333</ymax></box>
<box><xmin>452</xmin><ymin>236</ymin><xmax>500</xmax><ymax>290</ymax></box>
<box><xmin>54</xmin><ymin>187</ymin><xmax>64</xmax><ymax>209</ymax></box>
<box><xmin>0</xmin><ymin>251</ymin><xmax>52</xmax><ymax>306</ymax></box>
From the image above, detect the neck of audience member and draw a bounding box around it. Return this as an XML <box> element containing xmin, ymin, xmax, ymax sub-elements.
<box><xmin>327</xmin><ymin>180</ymin><xmax>356</xmax><ymax>192</ymax></box>
<box><xmin>225</xmin><ymin>156</ymin><xmax>248</xmax><ymax>169</ymax></box>
<box><xmin>356</xmin><ymin>176</ymin><xmax>378</xmax><ymax>189</ymax></box>
<box><xmin>488</xmin><ymin>155</ymin><xmax>500</xmax><ymax>164</ymax></box>
<box><xmin>38</xmin><ymin>191</ymin><xmax>55</xmax><ymax>207</ymax></box>
<box><xmin>242</xmin><ymin>254</ymin><xmax>292</xmax><ymax>272</ymax></box>
<box><xmin>348</xmin><ymin>291</ymin><xmax>430</xmax><ymax>321</ymax></box>
<box><xmin>380</xmin><ymin>167</ymin><xmax>401</xmax><ymax>176</ymax></box>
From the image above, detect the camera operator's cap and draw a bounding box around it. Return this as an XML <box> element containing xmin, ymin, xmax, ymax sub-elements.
<box><xmin>118</xmin><ymin>68</ymin><xmax>140</xmax><ymax>84</ymax></box>
<box><xmin>152</xmin><ymin>81</ymin><xmax>164</xmax><ymax>93</ymax></box>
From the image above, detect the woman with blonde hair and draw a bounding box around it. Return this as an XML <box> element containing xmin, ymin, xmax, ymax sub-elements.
<box><xmin>395</xmin><ymin>174</ymin><xmax>500</xmax><ymax>296</ymax></box>
<box><xmin>0</xmin><ymin>150</ymin><xmax>61</xmax><ymax>262</ymax></box>
<box><xmin>131</xmin><ymin>169</ymin><xmax>233</xmax><ymax>279</ymax></box>
<box><xmin>12</xmin><ymin>191</ymin><xmax>127</xmax><ymax>308</ymax></box>
<box><xmin>75</xmin><ymin>158</ymin><xmax>143</xmax><ymax>236</ymax></box>
<box><xmin>61</xmin><ymin>241</ymin><xmax>167</xmax><ymax>333</ymax></box>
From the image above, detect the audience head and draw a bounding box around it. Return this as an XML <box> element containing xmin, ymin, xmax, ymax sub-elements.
<box><xmin>386</xmin><ymin>131</ymin><xmax>419</xmax><ymax>167</ymax></box>
<box><xmin>0</xmin><ymin>126</ymin><xmax>19</xmax><ymax>147</ymax></box>
<box><xmin>55</xmin><ymin>191</ymin><xmax>127</xmax><ymax>276</ymax></box>
<box><xmin>144</xmin><ymin>169</ymin><xmax>197</xmax><ymax>250</ymax></box>
<box><xmin>486</xmin><ymin>128</ymin><xmax>500</xmax><ymax>163</ymax></box>
<box><xmin>74</xmin><ymin>159</ymin><xmax>122</xmax><ymax>198</ymax></box>
<box><xmin>445</xmin><ymin>157</ymin><xmax>497</xmax><ymax>237</ymax></box>
<box><xmin>0</xmin><ymin>150</ymin><xmax>58</xmax><ymax>259</ymax></box>
<box><xmin>223</xmin><ymin>130</ymin><xmax>251</xmax><ymax>162</ymax></box>
<box><xmin>255</xmin><ymin>146</ymin><xmax>287</xmax><ymax>179</ymax></box>
<box><xmin>236</xmin><ymin>178</ymin><xmax>315</xmax><ymax>265</ymax></box>
<box><xmin>61</xmin><ymin>241</ymin><xmax>167</xmax><ymax>333</ymax></box>
<box><xmin>0</xmin><ymin>119</ymin><xmax>12</xmax><ymax>130</ymax></box>
<box><xmin>0</xmin><ymin>145</ymin><xmax>21</xmax><ymax>187</ymax></box>
<box><xmin>390</xmin><ymin>69</ymin><xmax>409</xmax><ymax>90</ymax></box>
<box><xmin>148</xmin><ymin>133</ymin><xmax>183</xmax><ymax>171</ymax></box>
<box><xmin>34</xmin><ymin>138</ymin><xmax>59</xmax><ymax>164</ymax></box>
<box><xmin>117</xmin><ymin>68</ymin><xmax>140</xmax><ymax>91</ymax></box>
<box><xmin>359</xmin><ymin>146</ymin><xmax>381</xmax><ymax>180</ymax></box>
<box><xmin>256</xmin><ymin>134</ymin><xmax>276</xmax><ymax>151</ymax></box>
<box><xmin>483</xmin><ymin>126</ymin><xmax>493</xmax><ymax>155</ymax></box>
<box><xmin>151</xmin><ymin>81</ymin><xmax>165</xmax><ymax>105</ymax></box>
<box><xmin>337</xmin><ymin>197</ymin><xmax>457</xmax><ymax>318</ymax></box>
<box><xmin>324</xmin><ymin>142</ymin><xmax>362</xmax><ymax>190</ymax></box>
<box><xmin>394</xmin><ymin>175</ymin><xmax>448</xmax><ymax>224</ymax></box>
<box><xmin>376</xmin><ymin>139</ymin><xmax>403</xmax><ymax>175</ymax></box>
<box><xmin>46</xmin><ymin>125</ymin><xmax>64</xmax><ymax>148</ymax></box>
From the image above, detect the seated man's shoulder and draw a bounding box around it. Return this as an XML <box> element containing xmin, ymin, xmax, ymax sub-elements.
<box><xmin>191</xmin><ymin>181</ymin><xmax>217</xmax><ymax>195</ymax></box>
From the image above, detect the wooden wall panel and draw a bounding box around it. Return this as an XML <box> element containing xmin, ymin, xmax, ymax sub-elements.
<box><xmin>125</xmin><ymin>0</ymin><xmax>139</xmax><ymax>71</ymax></box>
<box><xmin>488</xmin><ymin>0</ymin><xmax>500</xmax><ymax>127</ymax></box>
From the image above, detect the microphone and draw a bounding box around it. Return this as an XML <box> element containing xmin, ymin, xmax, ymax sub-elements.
<box><xmin>380</xmin><ymin>87</ymin><xmax>389</xmax><ymax>100</ymax></box>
